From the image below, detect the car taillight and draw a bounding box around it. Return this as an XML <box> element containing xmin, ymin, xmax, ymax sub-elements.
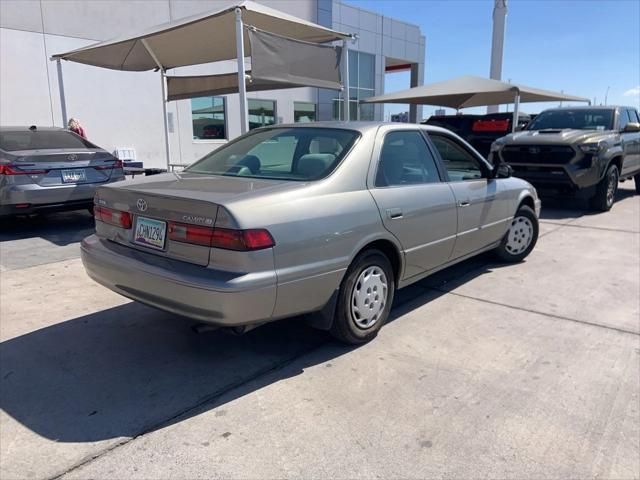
<box><xmin>94</xmin><ymin>205</ymin><xmax>132</xmax><ymax>229</ymax></box>
<box><xmin>0</xmin><ymin>165</ymin><xmax>48</xmax><ymax>175</ymax></box>
<box><xmin>168</xmin><ymin>222</ymin><xmax>215</xmax><ymax>247</ymax></box>
<box><xmin>212</xmin><ymin>228</ymin><xmax>275</xmax><ymax>251</ymax></box>
<box><xmin>167</xmin><ymin>222</ymin><xmax>274</xmax><ymax>251</ymax></box>
<box><xmin>94</xmin><ymin>160</ymin><xmax>124</xmax><ymax>170</ymax></box>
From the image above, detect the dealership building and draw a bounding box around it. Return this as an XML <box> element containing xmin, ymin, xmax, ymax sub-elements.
<box><xmin>0</xmin><ymin>0</ymin><xmax>425</xmax><ymax>168</ymax></box>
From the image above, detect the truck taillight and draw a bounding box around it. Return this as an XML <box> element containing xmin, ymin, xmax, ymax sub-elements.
<box><xmin>94</xmin><ymin>205</ymin><xmax>132</xmax><ymax>229</ymax></box>
<box><xmin>167</xmin><ymin>222</ymin><xmax>274</xmax><ymax>251</ymax></box>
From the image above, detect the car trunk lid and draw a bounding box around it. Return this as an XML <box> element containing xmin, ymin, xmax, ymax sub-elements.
<box><xmin>94</xmin><ymin>172</ymin><xmax>302</xmax><ymax>267</ymax></box>
<box><xmin>8</xmin><ymin>149</ymin><xmax>121</xmax><ymax>186</ymax></box>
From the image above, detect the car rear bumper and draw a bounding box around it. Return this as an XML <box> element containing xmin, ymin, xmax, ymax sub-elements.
<box><xmin>1</xmin><ymin>179</ymin><xmax>123</xmax><ymax>216</ymax></box>
<box><xmin>81</xmin><ymin>234</ymin><xmax>277</xmax><ymax>326</ymax></box>
<box><xmin>0</xmin><ymin>198</ymin><xmax>94</xmax><ymax>217</ymax></box>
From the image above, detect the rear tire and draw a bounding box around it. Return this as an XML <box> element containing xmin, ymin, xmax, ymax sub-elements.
<box><xmin>590</xmin><ymin>164</ymin><xmax>619</xmax><ymax>211</ymax></box>
<box><xmin>494</xmin><ymin>205</ymin><xmax>538</xmax><ymax>263</ymax></box>
<box><xmin>635</xmin><ymin>173</ymin><xmax>640</xmax><ymax>194</ymax></box>
<box><xmin>330</xmin><ymin>249</ymin><xmax>395</xmax><ymax>345</ymax></box>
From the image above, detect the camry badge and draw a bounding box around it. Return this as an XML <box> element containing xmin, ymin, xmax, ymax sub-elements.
<box><xmin>136</xmin><ymin>199</ymin><xmax>148</xmax><ymax>212</ymax></box>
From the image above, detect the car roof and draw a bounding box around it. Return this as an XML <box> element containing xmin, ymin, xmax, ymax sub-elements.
<box><xmin>259</xmin><ymin>121</ymin><xmax>458</xmax><ymax>136</ymax></box>
<box><xmin>0</xmin><ymin>126</ymin><xmax>67</xmax><ymax>132</ymax></box>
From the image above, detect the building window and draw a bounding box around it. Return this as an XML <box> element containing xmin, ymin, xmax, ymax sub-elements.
<box><xmin>249</xmin><ymin>99</ymin><xmax>276</xmax><ymax>130</ymax></box>
<box><xmin>333</xmin><ymin>51</ymin><xmax>375</xmax><ymax>121</ymax></box>
<box><xmin>294</xmin><ymin>102</ymin><xmax>316</xmax><ymax>123</ymax></box>
<box><xmin>191</xmin><ymin>96</ymin><xmax>226</xmax><ymax>140</ymax></box>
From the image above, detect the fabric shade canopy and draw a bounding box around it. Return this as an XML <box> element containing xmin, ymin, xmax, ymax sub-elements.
<box><xmin>361</xmin><ymin>75</ymin><xmax>589</xmax><ymax>109</ymax></box>
<box><xmin>50</xmin><ymin>0</ymin><xmax>351</xmax><ymax>71</ymax></box>
<box><xmin>166</xmin><ymin>28</ymin><xmax>343</xmax><ymax>101</ymax></box>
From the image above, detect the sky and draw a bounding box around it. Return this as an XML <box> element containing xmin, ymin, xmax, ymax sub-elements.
<box><xmin>348</xmin><ymin>0</ymin><xmax>640</xmax><ymax>120</ymax></box>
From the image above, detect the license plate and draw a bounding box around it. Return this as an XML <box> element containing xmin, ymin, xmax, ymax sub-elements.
<box><xmin>61</xmin><ymin>169</ymin><xmax>87</xmax><ymax>183</ymax></box>
<box><xmin>134</xmin><ymin>216</ymin><xmax>167</xmax><ymax>250</ymax></box>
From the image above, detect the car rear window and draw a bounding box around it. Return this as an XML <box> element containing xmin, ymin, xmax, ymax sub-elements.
<box><xmin>186</xmin><ymin>127</ymin><xmax>360</xmax><ymax>181</ymax></box>
<box><xmin>0</xmin><ymin>130</ymin><xmax>97</xmax><ymax>152</ymax></box>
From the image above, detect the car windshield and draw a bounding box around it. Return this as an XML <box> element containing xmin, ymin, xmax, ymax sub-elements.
<box><xmin>186</xmin><ymin>127</ymin><xmax>360</xmax><ymax>181</ymax></box>
<box><xmin>0</xmin><ymin>130</ymin><xmax>97</xmax><ymax>152</ymax></box>
<box><xmin>527</xmin><ymin>109</ymin><xmax>614</xmax><ymax>131</ymax></box>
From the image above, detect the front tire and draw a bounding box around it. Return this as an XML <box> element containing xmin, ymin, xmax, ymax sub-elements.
<box><xmin>590</xmin><ymin>164</ymin><xmax>619</xmax><ymax>211</ymax></box>
<box><xmin>330</xmin><ymin>249</ymin><xmax>395</xmax><ymax>345</ymax></box>
<box><xmin>494</xmin><ymin>205</ymin><xmax>538</xmax><ymax>263</ymax></box>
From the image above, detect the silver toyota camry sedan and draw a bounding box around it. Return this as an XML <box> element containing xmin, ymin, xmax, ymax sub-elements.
<box><xmin>82</xmin><ymin>122</ymin><xmax>541</xmax><ymax>344</ymax></box>
<box><xmin>0</xmin><ymin>126</ymin><xmax>125</xmax><ymax>217</ymax></box>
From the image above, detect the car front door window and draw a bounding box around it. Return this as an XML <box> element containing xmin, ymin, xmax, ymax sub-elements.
<box><xmin>429</xmin><ymin>134</ymin><xmax>484</xmax><ymax>181</ymax></box>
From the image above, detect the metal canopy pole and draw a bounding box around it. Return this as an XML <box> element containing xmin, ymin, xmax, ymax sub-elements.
<box><xmin>55</xmin><ymin>59</ymin><xmax>68</xmax><ymax>126</ymax></box>
<box><xmin>341</xmin><ymin>38</ymin><xmax>350</xmax><ymax>121</ymax></box>
<box><xmin>235</xmin><ymin>7</ymin><xmax>249</xmax><ymax>134</ymax></box>
<box><xmin>141</xmin><ymin>39</ymin><xmax>171</xmax><ymax>170</ymax></box>
<box><xmin>512</xmin><ymin>90</ymin><xmax>520</xmax><ymax>132</ymax></box>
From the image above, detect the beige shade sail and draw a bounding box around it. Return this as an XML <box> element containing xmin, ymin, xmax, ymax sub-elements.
<box><xmin>50</xmin><ymin>0</ymin><xmax>351</xmax><ymax>71</ymax></box>
<box><xmin>166</xmin><ymin>28</ymin><xmax>343</xmax><ymax>101</ymax></box>
<box><xmin>361</xmin><ymin>75</ymin><xmax>589</xmax><ymax>109</ymax></box>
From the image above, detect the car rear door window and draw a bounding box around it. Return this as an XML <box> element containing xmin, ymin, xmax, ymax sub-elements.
<box><xmin>429</xmin><ymin>134</ymin><xmax>484</xmax><ymax>181</ymax></box>
<box><xmin>375</xmin><ymin>131</ymin><xmax>441</xmax><ymax>187</ymax></box>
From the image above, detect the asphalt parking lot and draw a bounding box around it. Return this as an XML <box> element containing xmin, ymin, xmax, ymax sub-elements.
<box><xmin>1</xmin><ymin>184</ymin><xmax>638</xmax><ymax>480</ymax></box>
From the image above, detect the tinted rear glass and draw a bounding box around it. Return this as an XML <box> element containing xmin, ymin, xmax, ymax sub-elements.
<box><xmin>0</xmin><ymin>130</ymin><xmax>97</xmax><ymax>152</ymax></box>
<box><xmin>527</xmin><ymin>109</ymin><xmax>614</xmax><ymax>131</ymax></box>
<box><xmin>186</xmin><ymin>128</ymin><xmax>359</xmax><ymax>181</ymax></box>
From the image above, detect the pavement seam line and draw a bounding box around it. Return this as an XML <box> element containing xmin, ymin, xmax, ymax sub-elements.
<box><xmin>539</xmin><ymin>222</ymin><xmax>639</xmax><ymax>235</ymax></box>
<box><xmin>426</xmin><ymin>286</ymin><xmax>640</xmax><ymax>337</ymax></box>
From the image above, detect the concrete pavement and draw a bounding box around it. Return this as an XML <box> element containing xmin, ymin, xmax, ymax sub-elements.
<box><xmin>1</xmin><ymin>184</ymin><xmax>638</xmax><ymax>479</ymax></box>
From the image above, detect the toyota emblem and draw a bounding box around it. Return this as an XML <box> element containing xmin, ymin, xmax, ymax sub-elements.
<box><xmin>67</xmin><ymin>153</ymin><xmax>78</xmax><ymax>161</ymax></box>
<box><xmin>528</xmin><ymin>147</ymin><xmax>541</xmax><ymax>154</ymax></box>
<box><xmin>136</xmin><ymin>199</ymin><xmax>148</xmax><ymax>212</ymax></box>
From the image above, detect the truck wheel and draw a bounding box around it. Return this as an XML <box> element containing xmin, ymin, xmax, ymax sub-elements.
<box><xmin>590</xmin><ymin>164</ymin><xmax>619</xmax><ymax>211</ymax></box>
<box><xmin>330</xmin><ymin>249</ymin><xmax>395</xmax><ymax>345</ymax></box>
<box><xmin>494</xmin><ymin>205</ymin><xmax>538</xmax><ymax>263</ymax></box>
<box><xmin>635</xmin><ymin>174</ymin><xmax>640</xmax><ymax>194</ymax></box>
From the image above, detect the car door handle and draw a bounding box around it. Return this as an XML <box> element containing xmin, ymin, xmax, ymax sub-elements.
<box><xmin>458</xmin><ymin>200</ymin><xmax>471</xmax><ymax>207</ymax></box>
<box><xmin>386</xmin><ymin>208</ymin><xmax>403</xmax><ymax>219</ymax></box>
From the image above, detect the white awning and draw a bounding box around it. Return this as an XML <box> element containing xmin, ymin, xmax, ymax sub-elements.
<box><xmin>51</xmin><ymin>0</ymin><xmax>351</xmax><ymax>71</ymax></box>
<box><xmin>361</xmin><ymin>75</ymin><xmax>589</xmax><ymax>108</ymax></box>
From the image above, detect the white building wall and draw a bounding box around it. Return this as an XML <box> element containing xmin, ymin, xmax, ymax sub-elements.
<box><xmin>0</xmin><ymin>0</ymin><xmax>425</xmax><ymax>169</ymax></box>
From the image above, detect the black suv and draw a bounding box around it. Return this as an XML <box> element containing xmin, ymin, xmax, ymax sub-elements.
<box><xmin>423</xmin><ymin>112</ymin><xmax>531</xmax><ymax>158</ymax></box>
<box><xmin>490</xmin><ymin>106</ymin><xmax>640</xmax><ymax>211</ymax></box>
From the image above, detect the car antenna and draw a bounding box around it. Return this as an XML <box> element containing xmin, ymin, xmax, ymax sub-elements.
<box><xmin>29</xmin><ymin>125</ymin><xmax>37</xmax><ymax>131</ymax></box>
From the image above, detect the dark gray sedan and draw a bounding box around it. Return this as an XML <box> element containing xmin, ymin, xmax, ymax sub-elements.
<box><xmin>82</xmin><ymin>122</ymin><xmax>540</xmax><ymax>344</ymax></box>
<box><xmin>0</xmin><ymin>126</ymin><xmax>125</xmax><ymax>217</ymax></box>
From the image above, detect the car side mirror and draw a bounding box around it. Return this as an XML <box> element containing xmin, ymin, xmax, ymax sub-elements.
<box><xmin>494</xmin><ymin>163</ymin><xmax>513</xmax><ymax>179</ymax></box>
<box><xmin>622</xmin><ymin>122</ymin><xmax>640</xmax><ymax>133</ymax></box>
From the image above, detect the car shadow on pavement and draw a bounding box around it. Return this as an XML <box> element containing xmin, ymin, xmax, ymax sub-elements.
<box><xmin>539</xmin><ymin>187</ymin><xmax>635</xmax><ymax>221</ymax></box>
<box><xmin>0</xmin><ymin>255</ymin><xmax>509</xmax><ymax>445</ymax></box>
<box><xmin>0</xmin><ymin>210</ymin><xmax>95</xmax><ymax>246</ymax></box>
